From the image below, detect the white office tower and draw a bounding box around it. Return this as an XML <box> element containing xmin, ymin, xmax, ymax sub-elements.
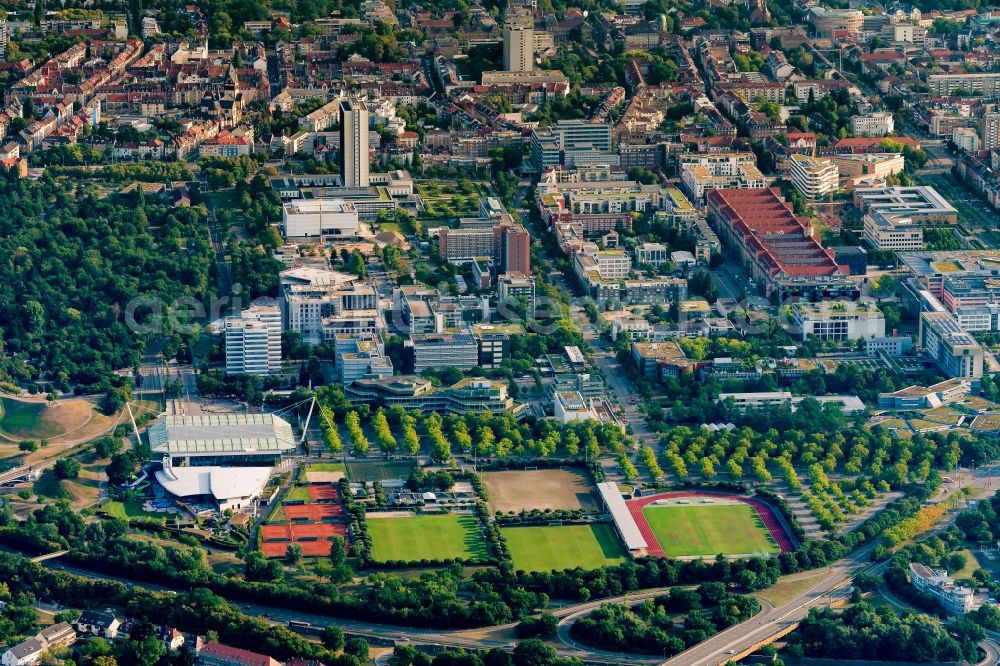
<box><xmin>340</xmin><ymin>99</ymin><xmax>370</xmax><ymax>187</ymax></box>
<box><xmin>225</xmin><ymin>303</ymin><xmax>282</xmax><ymax>375</ymax></box>
<box><xmin>503</xmin><ymin>14</ymin><xmax>534</xmax><ymax>72</ymax></box>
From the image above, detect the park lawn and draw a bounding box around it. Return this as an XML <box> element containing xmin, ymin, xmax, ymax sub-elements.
<box><xmin>502</xmin><ymin>524</ymin><xmax>627</xmax><ymax>572</ymax></box>
<box><xmin>284</xmin><ymin>485</ymin><xmax>311</xmax><ymax>502</ymax></box>
<box><xmin>98</xmin><ymin>500</ymin><xmax>166</xmax><ymax>522</ymax></box>
<box><xmin>643</xmin><ymin>505</ymin><xmax>778</xmax><ymax>557</ymax></box>
<box><xmin>306</xmin><ymin>463</ymin><xmax>347</xmax><ymax>474</ymax></box>
<box><xmin>367</xmin><ymin>514</ymin><xmax>487</xmax><ymax>562</ymax></box>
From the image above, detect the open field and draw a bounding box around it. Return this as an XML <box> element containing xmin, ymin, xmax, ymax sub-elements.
<box><xmin>305</xmin><ymin>462</ymin><xmax>346</xmax><ymax>483</ymax></box>
<box><xmin>484</xmin><ymin>469</ymin><xmax>597</xmax><ymax>513</ymax></box>
<box><xmin>502</xmin><ymin>524</ymin><xmax>627</xmax><ymax>572</ymax></box>
<box><xmin>367</xmin><ymin>513</ymin><xmax>487</xmax><ymax>562</ymax></box>
<box><xmin>98</xmin><ymin>500</ymin><xmax>167</xmax><ymax>522</ymax></box>
<box><xmin>346</xmin><ymin>460</ymin><xmax>415</xmax><ymax>482</ymax></box>
<box><xmin>0</xmin><ymin>396</ymin><xmax>110</xmax><ymax>442</ymax></box>
<box><xmin>642</xmin><ymin>504</ymin><xmax>779</xmax><ymax>558</ymax></box>
<box><xmin>306</xmin><ymin>463</ymin><xmax>347</xmax><ymax>473</ymax></box>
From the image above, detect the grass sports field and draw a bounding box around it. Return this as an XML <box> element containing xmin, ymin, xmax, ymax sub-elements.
<box><xmin>367</xmin><ymin>513</ymin><xmax>487</xmax><ymax>562</ymax></box>
<box><xmin>502</xmin><ymin>524</ymin><xmax>627</xmax><ymax>572</ymax></box>
<box><xmin>346</xmin><ymin>460</ymin><xmax>415</xmax><ymax>482</ymax></box>
<box><xmin>643</xmin><ymin>504</ymin><xmax>778</xmax><ymax>557</ymax></box>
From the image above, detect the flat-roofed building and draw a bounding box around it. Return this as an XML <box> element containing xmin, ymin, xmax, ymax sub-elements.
<box><xmin>410</xmin><ymin>333</ymin><xmax>479</xmax><ymax>371</ymax></box>
<box><xmin>920</xmin><ymin>311</ymin><xmax>984</xmax><ymax>378</ymax></box>
<box><xmin>680</xmin><ymin>152</ymin><xmax>766</xmax><ymax>201</ymax></box>
<box><xmin>851</xmin><ymin>112</ymin><xmax>895</xmax><ymax>137</ymax></box>
<box><xmin>808</xmin><ymin>6</ymin><xmax>862</xmax><ymax>36</ymax></box>
<box><xmin>853</xmin><ymin>186</ymin><xmax>958</xmax><ymax>225</ymax></box>
<box><xmin>790</xmin><ymin>301</ymin><xmax>886</xmax><ymax>341</ymax></box>
<box><xmin>830</xmin><ymin>153</ymin><xmax>904</xmax><ymax>179</ymax></box>
<box><xmin>334</xmin><ymin>334</ymin><xmax>393</xmax><ymax>382</ymax></box>
<box><xmin>908</xmin><ymin>563</ymin><xmax>975</xmax><ymax>614</ymax></box>
<box><xmin>345</xmin><ymin>375</ymin><xmax>523</xmax><ymax>416</ymax></box>
<box><xmin>225</xmin><ymin>302</ymin><xmax>282</xmax><ymax>376</ymax></box>
<box><xmin>863</xmin><ymin>211</ymin><xmax>923</xmax><ymax>251</ymax></box>
<box><xmin>928</xmin><ymin>73</ymin><xmax>1000</xmax><ymax>97</ymax></box>
<box><xmin>281</xmin><ymin>198</ymin><xmax>360</xmax><ymax>239</ymax></box>
<box><xmin>498</xmin><ymin>272</ymin><xmax>536</xmax><ymax>316</ymax></box>
<box><xmin>789</xmin><ymin>154</ymin><xmax>839</xmax><ymax>200</ymax></box>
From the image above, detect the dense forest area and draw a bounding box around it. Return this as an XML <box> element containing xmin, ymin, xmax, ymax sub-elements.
<box><xmin>0</xmin><ymin>173</ymin><xmax>216</xmax><ymax>391</ymax></box>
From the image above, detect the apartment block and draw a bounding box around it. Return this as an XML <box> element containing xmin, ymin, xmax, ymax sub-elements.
<box><xmin>224</xmin><ymin>302</ymin><xmax>282</xmax><ymax>376</ymax></box>
<box><xmin>789</xmin><ymin>154</ymin><xmax>839</xmax><ymax>200</ymax></box>
<box><xmin>850</xmin><ymin>112</ymin><xmax>895</xmax><ymax>137</ymax></box>
<box><xmin>679</xmin><ymin>153</ymin><xmax>766</xmax><ymax>201</ymax></box>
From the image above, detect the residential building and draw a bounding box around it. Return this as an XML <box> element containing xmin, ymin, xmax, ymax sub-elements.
<box><xmin>225</xmin><ymin>302</ymin><xmax>281</xmax><ymax>376</ymax></box>
<box><xmin>982</xmin><ymin>113</ymin><xmax>1000</xmax><ymax>151</ymax></box>
<box><xmin>2</xmin><ymin>640</ymin><xmax>44</xmax><ymax>666</ymax></box>
<box><xmin>340</xmin><ymin>99</ymin><xmax>369</xmax><ymax>187</ymax></box>
<box><xmin>36</xmin><ymin>624</ymin><xmax>76</xmax><ymax>651</ymax></box>
<box><xmin>281</xmin><ymin>199</ymin><xmax>360</xmax><ymax>239</ymax></box>
<box><xmin>679</xmin><ymin>153</ymin><xmax>766</xmax><ymax>201</ymax></box>
<box><xmin>502</xmin><ymin>14</ymin><xmax>533</xmax><ymax>72</ymax></box>
<box><xmin>953</xmin><ymin>127</ymin><xmax>980</xmax><ymax>152</ymax></box>
<box><xmin>75</xmin><ymin>612</ymin><xmax>121</xmax><ymax>640</ymax></box>
<box><xmin>498</xmin><ymin>223</ymin><xmax>531</xmax><ymax>274</ymax></box>
<box><xmin>410</xmin><ymin>333</ymin><xmax>480</xmax><ymax>371</ymax></box>
<box><xmin>920</xmin><ymin>311</ymin><xmax>984</xmax><ymax>379</ymax></box>
<box><xmin>497</xmin><ymin>272</ymin><xmax>536</xmax><ymax>317</ymax></box>
<box><xmin>908</xmin><ymin>563</ymin><xmax>975</xmax><ymax>614</ymax></box>
<box><xmin>707</xmin><ymin>188</ymin><xmax>851</xmax><ymax>297</ymax></box>
<box><xmin>808</xmin><ymin>7</ymin><xmax>862</xmax><ymax>36</ymax></box>
<box><xmin>573</xmin><ymin>245</ymin><xmax>631</xmax><ymax>282</ymax></box>
<box><xmin>928</xmin><ymin>73</ymin><xmax>1000</xmax><ymax>98</ymax></box>
<box><xmin>531</xmin><ymin>120</ymin><xmax>616</xmax><ymax>169</ymax></box>
<box><xmin>635</xmin><ymin>242</ymin><xmax>669</xmax><ymax>266</ymax></box>
<box><xmin>789</xmin><ymin>154</ymin><xmax>839</xmax><ymax>200</ymax></box>
<box><xmin>829</xmin><ymin>153</ymin><xmax>904</xmax><ymax>180</ymax></box>
<box><xmin>345</xmin><ymin>375</ymin><xmax>523</xmax><ymax>417</ymax></box>
<box><xmin>790</xmin><ymin>301</ymin><xmax>886</xmax><ymax>341</ymax></box>
<box><xmin>853</xmin><ymin>186</ymin><xmax>958</xmax><ymax>225</ymax></box>
<box><xmin>851</xmin><ymin>112</ymin><xmax>895</xmax><ymax>137</ymax></box>
<box><xmin>863</xmin><ymin>211</ymin><xmax>923</xmax><ymax>251</ymax></box>
<box><xmin>197</xmin><ymin>642</ymin><xmax>281</xmax><ymax>666</ymax></box>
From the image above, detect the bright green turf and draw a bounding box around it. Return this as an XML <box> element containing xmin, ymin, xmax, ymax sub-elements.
<box><xmin>367</xmin><ymin>514</ymin><xmax>487</xmax><ymax>562</ymax></box>
<box><xmin>305</xmin><ymin>462</ymin><xmax>346</xmax><ymax>473</ymax></box>
<box><xmin>502</xmin><ymin>524</ymin><xmax>628</xmax><ymax>572</ymax></box>
<box><xmin>642</xmin><ymin>504</ymin><xmax>778</xmax><ymax>557</ymax></box>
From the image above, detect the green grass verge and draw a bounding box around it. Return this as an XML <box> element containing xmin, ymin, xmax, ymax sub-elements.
<box><xmin>0</xmin><ymin>398</ymin><xmax>61</xmax><ymax>439</ymax></box>
<box><xmin>643</xmin><ymin>504</ymin><xmax>778</xmax><ymax>557</ymax></box>
<box><xmin>502</xmin><ymin>524</ymin><xmax>627</xmax><ymax>572</ymax></box>
<box><xmin>98</xmin><ymin>500</ymin><xmax>166</xmax><ymax>522</ymax></box>
<box><xmin>305</xmin><ymin>462</ymin><xmax>347</xmax><ymax>473</ymax></box>
<box><xmin>367</xmin><ymin>513</ymin><xmax>486</xmax><ymax>562</ymax></box>
<box><xmin>284</xmin><ymin>485</ymin><xmax>311</xmax><ymax>502</ymax></box>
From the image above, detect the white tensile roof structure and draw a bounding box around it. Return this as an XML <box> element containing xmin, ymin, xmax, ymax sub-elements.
<box><xmin>155</xmin><ymin>465</ymin><xmax>272</xmax><ymax>503</ymax></box>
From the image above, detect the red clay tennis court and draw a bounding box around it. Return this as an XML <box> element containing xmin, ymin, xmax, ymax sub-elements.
<box><xmin>284</xmin><ymin>504</ymin><xmax>342</xmax><ymax>521</ymax></box>
<box><xmin>260</xmin><ymin>522</ymin><xmax>348</xmax><ymax>557</ymax></box>
<box><xmin>308</xmin><ymin>484</ymin><xmax>340</xmax><ymax>502</ymax></box>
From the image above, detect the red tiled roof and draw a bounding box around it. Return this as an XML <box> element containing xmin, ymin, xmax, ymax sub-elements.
<box><xmin>199</xmin><ymin>643</ymin><xmax>273</xmax><ymax>666</ymax></box>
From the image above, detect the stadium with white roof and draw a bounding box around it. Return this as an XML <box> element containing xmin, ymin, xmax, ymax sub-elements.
<box><xmin>149</xmin><ymin>414</ymin><xmax>296</xmax><ymax>511</ymax></box>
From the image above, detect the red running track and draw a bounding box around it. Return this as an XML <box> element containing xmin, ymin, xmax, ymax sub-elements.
<box><xmin>625</xmin><ymin>492</ymin><xmax>794</xmax><ymax>558</ymax></box>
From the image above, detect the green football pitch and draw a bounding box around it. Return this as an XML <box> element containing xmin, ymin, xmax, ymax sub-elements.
<box><xmin>367</xmin><ymin>514</ymin><xmax>487</xmax><ymax>562</ymax></box>
<box><xmin>502</xmin><ymin>524</ymin><xmax>628</xmax><ymax>572</ymax></box>
<box><xmin>642</xmin><ymin>504</ymin><xmax>778</xmax><ymax>557</ymax></box>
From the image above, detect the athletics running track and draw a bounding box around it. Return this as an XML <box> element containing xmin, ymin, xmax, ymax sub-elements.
<box><xmin>625</xmin><ymin>492</ymin><xmax>794</xmax><ymax>558</ymax></box>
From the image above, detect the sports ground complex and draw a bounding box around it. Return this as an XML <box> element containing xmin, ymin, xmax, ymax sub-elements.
<box><xmin>256</xmin><ymin>464</ymin><xmax>795</xmax><ymax>568</ymax></box>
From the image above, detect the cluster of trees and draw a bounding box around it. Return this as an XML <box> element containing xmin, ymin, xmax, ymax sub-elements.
<box><xmin>390</xmin><ymin>640</ymin><xmax>579</xmax><ymax>666</ymax></box>
<box><xmin>315</xmin><ymin>386</ymin><xmax>623</xmax><ymax>460</ymax></box>
<box><xmin>0</xmin><ymin>176</ymin><xmax>214</xmax><ymax>388</ymax></box>
<box><xmin>782</xmin><ymin>603</ymin><xmax>977</xmax><ymax>664</ymax></box>
<box><xmin>573</xmin><ymin>585</ymin><xmax>759</xmax><ymax>655</ymax></box>
<box><xmin>48</xmin><ymin>161</ymin><xmax>193</xmax><ymax>182</ymax></box>
<box><xmin>0</xmin><ymin>584</ymin><xmax>36</xmax><ymax>649</ymax></box>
